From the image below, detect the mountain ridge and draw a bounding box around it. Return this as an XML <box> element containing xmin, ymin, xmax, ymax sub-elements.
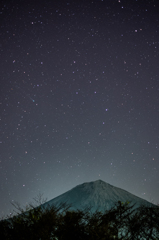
<box><xmin>42</xmin><ymin>180</ymin><xmax>155</xmax><ymax>213</ymax></box>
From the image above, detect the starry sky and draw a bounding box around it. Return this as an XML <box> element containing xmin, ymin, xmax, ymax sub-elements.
<box><xmin>1</xmin><ymin>0</ymin><xmax>159</xmax><ymax>217</ymax></box>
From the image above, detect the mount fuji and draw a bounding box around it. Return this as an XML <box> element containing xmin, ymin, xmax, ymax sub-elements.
<box><xmin>42</xmin><ymin>180</ymin><xmax>155</xmax><ymax>213</ymax></box>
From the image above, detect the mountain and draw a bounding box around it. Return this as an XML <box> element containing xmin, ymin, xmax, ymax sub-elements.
<box><xmin>42</xmin><ymin>180</ymin><xmax>155</xmax><ymax>213</ymax></box>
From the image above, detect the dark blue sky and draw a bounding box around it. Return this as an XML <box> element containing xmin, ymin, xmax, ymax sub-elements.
<box><xmin>1</xmin><ymin>0</ymin><xmax>159</xmax><ymax>217</ymax></box>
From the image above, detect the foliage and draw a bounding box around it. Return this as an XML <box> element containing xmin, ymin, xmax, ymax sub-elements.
<box><xmin>0</xmin><ymin>199</ymin><xmax>159</xmax><ymax>240</ymax></box>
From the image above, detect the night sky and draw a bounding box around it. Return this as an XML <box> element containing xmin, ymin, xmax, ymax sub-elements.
<box><xmin>1</xmin><ymin>0</ymin><xmax>159</xmax><ymax>217</ymax></box>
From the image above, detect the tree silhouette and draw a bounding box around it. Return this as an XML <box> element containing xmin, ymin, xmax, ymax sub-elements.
<box><xmin>0</xmin><ymin>198</ymin><xmax>159</xmax><ymax>240</ymax></box>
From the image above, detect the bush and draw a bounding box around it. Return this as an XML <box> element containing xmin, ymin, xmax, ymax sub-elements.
<box><xmin>0</xmin><ymin>199</ymin><xmax>159</xmax><ymax>240</ymax></box>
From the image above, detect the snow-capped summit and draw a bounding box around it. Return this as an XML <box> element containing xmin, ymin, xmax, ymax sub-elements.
<box><xmin>42</xmin><ymin>180</ymin><xmax>154</xmax><ymax>213</ymax></box>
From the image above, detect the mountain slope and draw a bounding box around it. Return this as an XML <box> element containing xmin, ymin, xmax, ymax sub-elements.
<box><xmin>43</xmin><ymin>180</ymin><xmax>154</xmax><ymax>212</ymax></box>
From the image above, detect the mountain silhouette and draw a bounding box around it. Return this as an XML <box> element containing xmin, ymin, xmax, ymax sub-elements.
<box><xmin>42</xmin><ymin>180</ymin><xmax>155</xmax><ymax>212</ymax></box>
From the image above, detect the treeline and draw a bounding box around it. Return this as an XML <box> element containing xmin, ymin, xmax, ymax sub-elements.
<box><xmin>0</xmin><ymin>200</ymin><xmax>159</xmax><ymax>240</ymax></box>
